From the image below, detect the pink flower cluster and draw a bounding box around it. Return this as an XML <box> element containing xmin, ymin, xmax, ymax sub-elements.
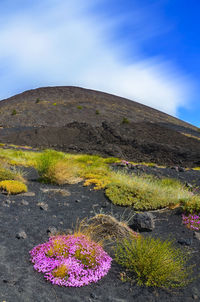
<box><xmin>121</xmin><ymin>160</ymin><xmax>130</xmax><ymax>165</ymax></box>
<box><xmin>29</xmin><ymin>234</ymin><xmax>112</xmax><ymax>287</ymax></box>
<box><xmin>182</xmin><ymin>213</ymin><xmax>200</xmax><ymax>231</ymax></box>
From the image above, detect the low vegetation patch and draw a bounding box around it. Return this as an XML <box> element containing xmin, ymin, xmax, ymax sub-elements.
<box><xmin>0</xmin><ymin>180</ymin><xmax>27</xmax><ymax>194</ymax></box>
<box><xmin>30</xmin><ymin>234</ymin><xmax>112</xmax><ymax>287</ymax></box>
<box><xmin>114</xmin><ymin>236</ymin><xmax>193</xmax><ymax>288</ymax></box>
<box><xmin>105</xmin><ymin>172</ymin><xmax>198</xmax><ymax>211</ymax></box>
<box><xmin>11</xmin><ymin>109</ymin><xmax>17</xmax><ymax>115</ymax></box>
<box><xmin>121</xmin><ymin>117</ymin><xmax>130</xmax><ymax>124</ymax></box>
<box><xmin>182</xmin><ymin>213</ymin><xmax>200</xmax><ymax>231</ymax></box>
<box><xmin>0</xmin><ymin>165</ymin><xmax>25</xmax><ymax>182</ymax></box>
<box><xmin>1</xmin><ymin>147</ymin><xmax>200</xmax><ymax>212</ymax></box>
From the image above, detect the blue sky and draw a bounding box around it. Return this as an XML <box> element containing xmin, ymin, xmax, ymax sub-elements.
<box><xmin>0</xmin><ymin>0</ymin><xmax>199</xmax><ymax>127</ymax></box>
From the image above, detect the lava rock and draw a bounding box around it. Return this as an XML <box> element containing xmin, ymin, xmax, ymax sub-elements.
<box><xmin>16</xmin><ymin>231</ymin><xmax>27</xmax><ymax>239</ymax></box>
<box><xmin>20</xmin><ymin>200</ymin><xmax>29</xmax><ymax>206</ymax></box>
<box><xmin>75</xmin><ymin>199</ymin><xmax>81</xmax><ymax>203</ymax></box>
<box><xmin>129</xmin><ymin>212</ymin><xmax>155</xmax><ymax>232</ymax></box>
<box><xmin>47</xmin><ymin>227</ymin><xmax>57</xmax><ymax>236</ymax></box>
<box><xmin>178</xmin><ymin>238</ymin><xmax>193</xmax><ymax>246</ymax></box>
<box><xmin>20</xmin><ymin>192</ymin><xmax>35</xmax><ymax>197</ymax></box>
<box><xmin>193</xmin><ymin>232</ymin><xmax>200</xmax><ymax>241</ymax></box>
<box><xmin>37</xmin><ymin>202</ymin><xmax>48</xmax><ymax>211</ymax></box>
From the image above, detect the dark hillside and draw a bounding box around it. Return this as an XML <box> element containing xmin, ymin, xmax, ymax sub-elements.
<box><xmin>0</xmin><ymin>86</ymin><xmax>200</xmax><ymax>167</ymax></box>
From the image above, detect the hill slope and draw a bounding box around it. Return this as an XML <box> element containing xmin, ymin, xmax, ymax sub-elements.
<box><xmin>0</xmin><ymin>86</ymin><xmax>200</xmax><ymax>167</ymax></box>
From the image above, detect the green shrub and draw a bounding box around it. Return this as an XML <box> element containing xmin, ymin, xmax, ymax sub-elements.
<box><xmin>122</xmin><ymin>117</ymin><xmax>129</xmax><ymax>124</ymax></box>
<box><xmin>114</xmin><ymin>236</ymin><xmax>193</xmax><ymax>288</ymax></box>
<box><xmin>11</xmin><ymin>109</ymin><xmax>17</xmax><ymax>115</ymax></box>
<box><xmin>35</xmin><ymin>98</ymin><xmax>40</xmax><ymax>104</ymax></box>
<box><xmin>53</xmin><ymin>103</ymin><xmax>57</xmax><ymax>106</ymax></box>
<box><xmin>77</xmin><ymin>105</ymin><xmax>83</xmax><ymax>110</ymax></box>
<box><xmin>95</xmin><ymin>110</ymin><xmax>100</xmax><ymax>115</ymax></box>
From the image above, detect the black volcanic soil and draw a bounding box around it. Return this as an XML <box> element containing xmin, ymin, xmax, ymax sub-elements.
<box><xmin>0</xmin><ymin>86</ymin><xmax>200</xmax><ymax>167</ymax></box>
<box><xmin>1</xmin><ymin>164</ymin><xmax>200</xmax><ymax>302</ymax></box>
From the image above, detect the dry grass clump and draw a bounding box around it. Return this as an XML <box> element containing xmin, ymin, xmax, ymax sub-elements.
<box><xmin>47</xmin><ymin>161</ymin><xmax>82</xmax><ymax>185</ymax></box>
<box><xmin>0</xmin><ymin>180</ymin><xmax>27</xmax><ymax>194</ymax></box>
<box><xmin>35</xmin><ymin>150</ymin><xmax>82</xmax><ymax>184</ymax></box>
<box><xmin>87</xmin><ymin>214</ymin><xmax>140</xmax><ymax>242</ymax></box>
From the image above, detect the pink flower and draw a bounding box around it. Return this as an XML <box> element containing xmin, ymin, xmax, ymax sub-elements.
<box><xmin>30</xmin><ymin>234</ymin><xmax>112</xmax><ymax>287</ymax></box>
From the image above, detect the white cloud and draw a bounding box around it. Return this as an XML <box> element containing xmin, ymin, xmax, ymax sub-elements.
<box><xmin>0</xmin><ymin>0</ymin><xmax>193</xmax><ymax>116</ymax></box>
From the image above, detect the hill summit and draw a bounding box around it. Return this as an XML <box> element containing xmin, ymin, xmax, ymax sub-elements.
<box><xmin>0</xmin><ymin>86</ymin><xmax>200</xmax><ymax>167</ymax></box>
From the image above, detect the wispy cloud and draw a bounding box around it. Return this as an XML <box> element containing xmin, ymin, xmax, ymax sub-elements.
<box><xmin>0</xmin><ymin>0</ymin><xmax>194</xmax><ymax>116</ymax></box>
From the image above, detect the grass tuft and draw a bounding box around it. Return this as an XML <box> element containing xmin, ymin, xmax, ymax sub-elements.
<box><xmin>114</xmin><ymin>236</ymin><xmax>193</xmax><ymax>288</ymax></box>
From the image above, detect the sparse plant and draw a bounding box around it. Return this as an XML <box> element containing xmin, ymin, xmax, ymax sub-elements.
<box><xmin>95</xmin><ymin>110</ymin><xmax>100</xmax><ymax>115</ymax></box>
<box><xmin>121</xmin><ymin>117</ymin><xmax>129</xmax><ymax>124</ymax></box>
<box><xmin>11</xmin><ymin>109</ymin><xmax>17</xmax><ymax>115</ymax></box>
<box><xmin>29</xmin><ymin>234</ymin><xmax>112</xmax><ymax>287</ymax></box>
<box><xmin>0</xmin><ymin>180</ymin><xmax>27</xmax><ymax>194</ymax></box>
<box><xmin>114</xmin><ymin>236</ymin><xmax>193</xmax><ymax>288</ymax></box>
<box><xmin>53</xmin><ymin>102</ymin><xmax>57</xmax><ymax>106</ymax></box>
<box><xmin>35</xmin><ymin>98</ymin><xmax>40</xmax><ymax>104</ymax></box>
<box><xmin>77</xmin><ymin>105</ymin><xmax>83</xmax><ymax>110</ymax></box>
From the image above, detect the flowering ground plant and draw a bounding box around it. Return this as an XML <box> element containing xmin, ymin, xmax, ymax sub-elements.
<box><xmin>182</xmin><ymin>213</ymin><xmax>200</xmax><ymax>231</ymax></box>
<box><xmin>30</xmin><ymin>234</ymin><xmax>112</xmax><ymax>287</ymax></box>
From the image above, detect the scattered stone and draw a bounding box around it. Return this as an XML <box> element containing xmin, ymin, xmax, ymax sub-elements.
<box><xmin>40</xmin><ymin>188</ymin><xmax>71</xmax><ymax>196</ymax></box>
<box><xmin>171</xmin><ymin>166</ymin><xmax>185</xmax><ymax>172</ymax></box>
<box><xmin>178</xmin><ymin>238</ymin><xmax>192</xmax><ymax>246</ymax></box>
<box><xmin>16</xmin><ymin>231</ymin><xmax>27</xmax><ymax>239</ymax></box>
<box><xmin>129</xmin><ymin>212</ymin><xmax>155</xmax><ymax>232</ymax></box>
<box><xmin>20</xmin><ymin>192</ymin><xmax>35</xmax><ymax>197</ymax></box>
<box><xmin>20</xmin><ymin>200</ymin><xmax>29</xmax><ymax>206</ymax></box>
<box><xmin>193</xmin><ymin>294</ymin><xmax>199</xmax><ymax>300</ymax></box>
<box><xmin>37</xmin><ymin>202</ymin><xmax>48</xmax><ymax>211</ymax></box>
<box><xmin>171</xmin><ymin>166</ymin><xmax>179</xmax><ymax>172</ymax></box>
<box><xmin>186</xmin><ymin>182</ymin><xmax>193</xmax><ymax>189</ymax></box>
<box><xmin>192</xmin><ymin>287</ymin><xmax>200</xmax><ymax>300</ymax></box>
<box><xmin>47</xmin><ymin>227</ymin><xmax>57</xmax><ymax>236</ymax></box>
<box><xmin>63</xmin><ymin>202</ymin><xmax>70</xmax><ymax>206</ymax></box>
<box><xmin>193</xmin><ymin>232</ymin><xmax>200</xmax><ymax>241</ymax></box>
<box><xmin>2</xmin><ymin>199</ymin><xmax>12</xmax><ymax>207</ymax></box>
<box><xmin>75</xmin><ymin>199</ymin><xmax>81</xmax><ymax>203</ymax></box>
<box><xmin>90</xmin><ymin>293</ymin><xmax>98</xmax><ymax>299</ymax></box>
<box><xmin>178</xmin><ymin>167</ymin><xmax>185</xmax><ymax>172</ymax></box>
<box><xmin>3</xmin><ymin>279</ymin><xmax>16</xmax><ymax>285</ymax></box>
